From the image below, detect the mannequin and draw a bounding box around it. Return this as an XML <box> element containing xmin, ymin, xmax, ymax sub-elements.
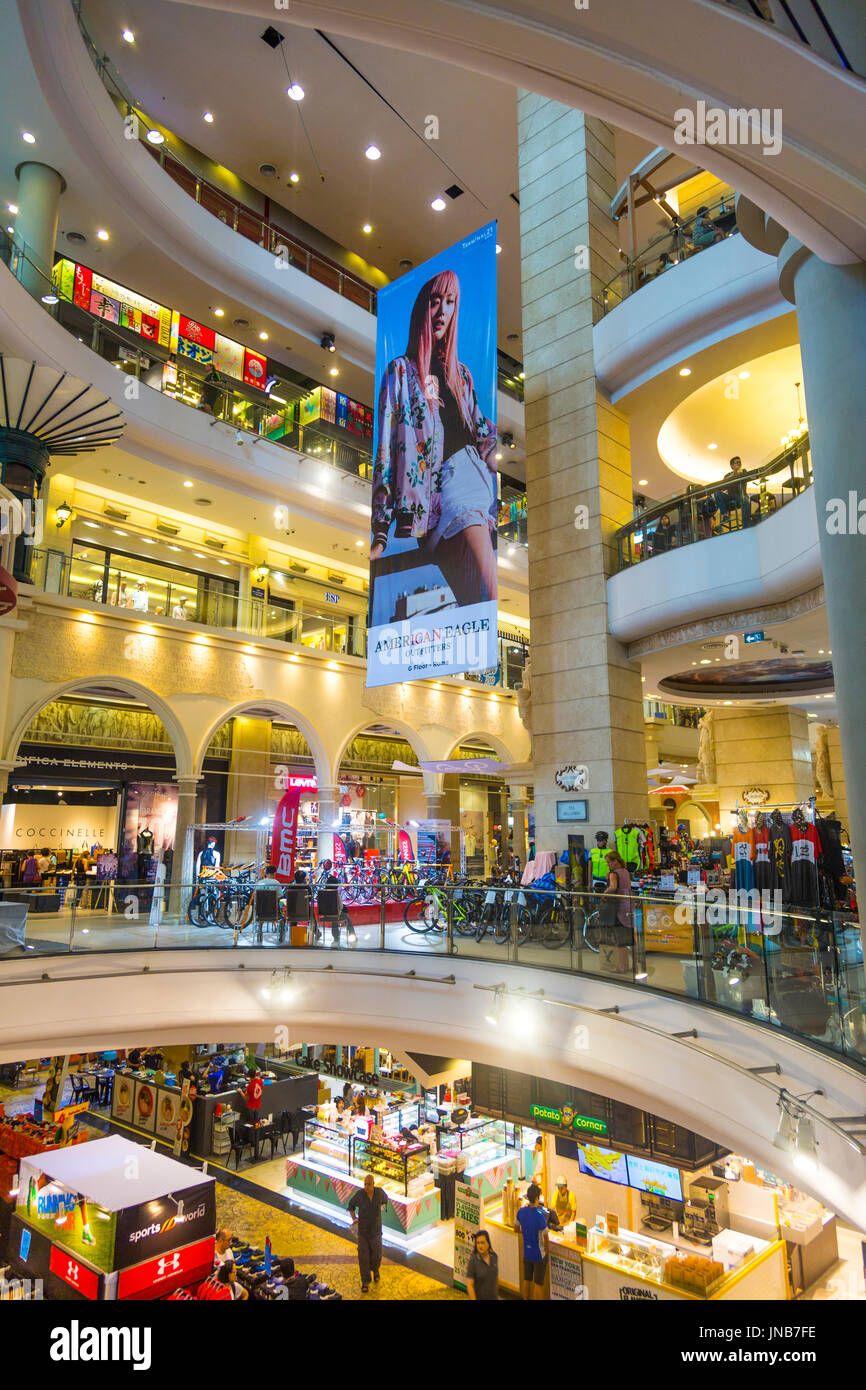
<box><xmin>768</xmin><ymin>810</ymin><xmax>792</xmax><ymax>900</ymax></box>
<box><xmin>615</xmin><ymin>822</ymin><xmax>640</xmax><ymax>874</ymax></box>
<box><xmin>790</xmin><ymin>805</ymin><xmax>820</xmax><ymax>906</ymax></box>
<box><xmin>196</xmin><ymin>837</ymin><xmax>221</xmax><ymax>877</ymax></box>
<box><xmin>136</xmin><ymin>824</ymin><xmax>155</xmax><ymax>883</ymax></box>
<box><xmin>753</xmin><ymin>811</ymin><xmax>772</xmax><ymax>893</ymax></box>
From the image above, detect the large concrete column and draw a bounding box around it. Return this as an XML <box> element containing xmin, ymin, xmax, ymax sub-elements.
<box><xmin>824</xmin><ymin>726</ymin><xmax>849</xmax><ymax>831</ymax></box>
<box><xmin>782</xmin><ymin>249</ymin><xmax>865</xmax><ymax>883</ymax></box>
<box><xmin>316</xmin><ymin>784</ymin><xmax>338</xmax><ymax>865</ymax></box>
<box><xmin>517</xmin><ymin>95</ymin><xmax>647</xmax><ymax>852</ymax></box>
<box><xmin>712</xmin><ymin>707</ymin><xmax>813</xmax><ymax>830</ymax></box>
<box><xmin>14</xmin><ymin>162</ymin><xmax>65</xmax><ymax>297</ymax></box>
<box><xmin>508</xmin><ymin>783</ymin><xmax>529</xmax><ymax>867</ymax></box>
<box><xmin>168</xmin><ymin>775</ymin><xmax>201</xmax><ymax>920</ymax></box>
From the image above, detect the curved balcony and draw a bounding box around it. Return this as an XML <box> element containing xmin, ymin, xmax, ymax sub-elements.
<box><xmin>0</xmin><ymin>886</ymin><xmax>862</xmax><ymax>1225</ymax></box>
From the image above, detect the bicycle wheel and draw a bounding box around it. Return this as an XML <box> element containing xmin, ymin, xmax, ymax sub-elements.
<box><xmin>222</xmin><ymin>889</ymin><xmax>248</xmax><ymax>928</ymax></box>
<box><xmin>540</xmin><ymin>912</ymin><xmax>571</xmax><ymax>948</ymax></box>
<box><xmin>583</xmin><ymin>911</ymin><xmax>602</xmax><ymax>952</ymax></box>
<box><xmin>404</xmin><ymin>893</ymin><xmax>446</xmax><ymax>933</ymax></box>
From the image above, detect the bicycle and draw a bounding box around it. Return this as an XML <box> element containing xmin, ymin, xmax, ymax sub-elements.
<box><xmin>403</xmin><ymin>879</ymin><xmax>475</xmax><ymax>935</ymax></box>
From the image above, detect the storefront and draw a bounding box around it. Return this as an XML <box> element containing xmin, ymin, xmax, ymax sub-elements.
<box><xmin>9</xmin><ymin>1134</ymin><xmax>216</xmax><ymax>1300</ymax></box>
<box><xmin>66</xmin><ymin>535</ymin><xmax>240</xmax><ymax>626</ymax></box>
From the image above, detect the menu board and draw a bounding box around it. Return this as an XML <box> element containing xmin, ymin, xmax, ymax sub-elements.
<box><xmin>625</xmin><ymin>1154</ymin><xmax>684</xmax><ymax>1201</ymax></box>
<box><xmin>577</xmin><ymin>1143</ymin><xmax>629</xmax><ymax>1185</ymax></box>
<box><xmin>155</xmin><ymin>1087</ymin><xmax>181</xmax><ymax>1142</ymax></box>
<box><xmin>133</xmin><ymin>1079</ymin><xmax>157</xmax><ymax>1133</ymax></box>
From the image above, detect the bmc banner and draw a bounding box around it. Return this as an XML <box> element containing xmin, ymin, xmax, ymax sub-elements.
<box><xmin>272</xmin><ymin>784</ymin><xmax>303</xmax><ymax>884</ymax></box>
<box><xmin>366</xmin><ymin>221</ymin><xmax>498</xmax><ymax>687</ymax></box>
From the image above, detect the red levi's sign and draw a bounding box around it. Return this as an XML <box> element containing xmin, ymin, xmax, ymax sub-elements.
<box><xmin>117</xmin><ymin>1236</ymin><xmax>215</xmax><ymax>1300</ymax></box>
<box><xmin>272</xmin><ymin>785</ymin><xmax>303</xmax><ymax>884</ymax></box>
<box><xmin>49</xmin><ymin>1245</ymin><xmax>100</xmax><ymax>1299</ymax></box>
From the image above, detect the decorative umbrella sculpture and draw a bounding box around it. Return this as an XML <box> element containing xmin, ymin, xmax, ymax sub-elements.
<box><xmin>0</xmin><ymin>355</ymin><xmax>125</xmax><ymax>586</ymax></box>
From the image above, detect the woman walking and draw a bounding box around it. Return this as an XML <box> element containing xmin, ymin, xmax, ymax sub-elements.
<box><xmin>371</xmin><ymin>269</ymin><xmax>498</xmax><ymax>606</ymax></box>
<box><xmin>600</xmin><ymin>849</ymin><xmax>634</xmax><ymax>974</ymax></box>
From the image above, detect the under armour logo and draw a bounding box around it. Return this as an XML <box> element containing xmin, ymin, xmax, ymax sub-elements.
<box><xmin>157</xmin><ymin>1252</ymin><xmax>181</xmax><ymax>1276</ymax></box>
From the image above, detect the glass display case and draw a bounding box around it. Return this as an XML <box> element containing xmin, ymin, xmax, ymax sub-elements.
<box><xmin>303</xmin><ymin>1119</ymin><xmax>351</xmax><ymax>1176</ymax></box>
<box><xmin>441</xmin><ymin>1118</ymin><xmax>508</xmax><ymax>1170</ymax></box>
<box><xmin>353</xmin><ymin>1138</ymin><xmax>433</xmax><ymax>1197</ymax></box>
<box><xmin>587</xmin><ymin>1225</ymin><xmax>673</xmax><ymax>1287</ymax></box>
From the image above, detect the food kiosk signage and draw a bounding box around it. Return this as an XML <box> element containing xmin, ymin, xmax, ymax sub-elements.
<box><xmin>114</xmin><ymin>1179</ymin><xmax>215</xmax><ymax>1270</ymax></box>
<box><xmin>529</xmin><ymin>1103</ymin><xmax>607</xmax><ymax>1137</ymax></box>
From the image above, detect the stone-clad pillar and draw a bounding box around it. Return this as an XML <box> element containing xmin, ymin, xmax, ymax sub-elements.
<box><xmin>517</xmin><ymin>94</ymin><xmax>647</xmax><ymax>851</ymax></box>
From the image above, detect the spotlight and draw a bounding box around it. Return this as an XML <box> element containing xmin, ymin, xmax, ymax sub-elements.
<box><xmin>502</xmin><ymin>432</ymin><xmax>515</xmax><ymax>449</ymax></box>
<box><xmin>365</xmin><ymin>145</ymin><xmax>381</xmax><ymax>161</ymax></box>
<box><xmin>362</xmin><ymin>223</ymin><xmax>373</xmax><ymax>234</ymax></box>
<box><xmin>21</xmin><ymin>131</ymin><xmax>36</xmax><ymax>145</ymax></box>
<box><xmin>203</xmin><ymin>111</ymin><xmax>215</xmax><ymax>124</ymax></box>
<box><xmin>122</xmin><ymin>28</ymin><xmax>135</xmax><ymax>43</ymax></box>
<box><xmin>773</xmin><ymin>1097</ymin><xmax>797</xmax><ymax>1153</ymax></box>
<box><xmin>287</xmin><ymin>84</ymin><xmax>305</xmax><ymax>101</ymax></box>
<box><xmin>7</xmin><ymin>203</ymin><xmax>18</xmax><ymax>215</ymax></box>
<box><xmin>146</xmin><ymin>129</ymin><xmax>165</xmax><ymax>145</ymax></box>
<box><xmin>431</xmin><ymin>197</ymin><xmax>447</xmax><ymax>212</ymax></box>
<box><xmin>96</xmin><ymin>229</ymin><xmax>110</xmax><ymax>241</ymax></box>
<box><xmin>484</xmin><ymin>989</ymin><xmax>504</xmax><ymax>1027</ymax></box>
<box><xmin>320</xmin><ymin>332</ymin><xmax>336</xmax><ymax>353</ymax></box>
<box><xmin>793</xmin><ymin>1117</ymin><xmax>818</xmax><ymax>1174</ymax></box>
<box><xmin>260</xmin><ymin>987</ymin><xmax>272</xmax><ymax>1000</ymax></box>
<box><xmin>288</xmin><ymin>172</ymin><xmax>300</xmax><ymax>184</ymax></box>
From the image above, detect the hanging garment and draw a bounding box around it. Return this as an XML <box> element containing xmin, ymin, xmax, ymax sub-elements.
<box><xmin>731</xmin><ymin>824</ymin><xmax>756</xmax><ymax>892</ymax></box>
<box><xmin>643</xmin><ymin>828</ymin><xmax>656</xmax><ymax>870</ymax></box>
<box><xmin>616</xmin><ymin>825</ymin><xmax>641</xmax><ymax>870</ymax></box>
<box><xmin>768</xmin><ymin>814</ymin><xmax>792</xmax><ymax>900</ymax></box>
<box><xmin>753</xmin><ymin>826</ymin><xmax>773</xmax><ymax>893</ymax></box>
<box><xmin>816</xmin><ymin>816</ymin><xmax>846</xmax><ymax>898</ymax></box>
<box><xmin>789</xmin><ymin>820</ymin><xmax>821</xmax><ymax>906</ymax></box>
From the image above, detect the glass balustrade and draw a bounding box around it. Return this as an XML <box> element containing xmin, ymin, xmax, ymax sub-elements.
<box><xmin>616</xmin><ymin>438</ymin><xmax>812</xmax><ymax>570</ymax></box>
<box><xmin>1</xmin><ymin>878</ymin><xmax>861</xmax><ymax>1071</ymax></box>
<box><xmin>598</xmin><ymin>191</ymin><xmax>739</xmax><ymax>317</ymax></box>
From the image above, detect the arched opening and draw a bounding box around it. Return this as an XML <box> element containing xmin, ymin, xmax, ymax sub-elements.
<box><xmin>333</xmin><ymin>721</ymin><xmax>433</xmax><ymax>859</ymax></box>
<box><xmin>2</xmin><ymin>679</ymin><xmax>197</xmax><ymax>898</ymax></box>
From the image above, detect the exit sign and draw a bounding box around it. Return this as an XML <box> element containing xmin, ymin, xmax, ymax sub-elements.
<box><xmin>744</xmin><ymin>631</ymin><xmax>764</xmax><ymax>644</ymax></box>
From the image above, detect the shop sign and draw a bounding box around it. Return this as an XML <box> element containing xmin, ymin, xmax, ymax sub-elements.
<box><xmin>452</xmin><ymin>1182</ymin><xmax>482</xmax><ymax>1293</ymax></box>
<box><xmin>272</xmin><ymin>784</ymin><xmax>303</xmax><ymax>883</ymax></box>
<box><xmin>116</xmin><ymin>1235</ymin><xmax>215</xmax><ymax>1300</ymax></box>
<box><xmin>529</xmin><ymin>1104</ymin><xmax>607</xmax><ymax>1137</ymax></box>
<box><xmin>49</xmin><ymin>1246</ymin><xmax>100</xmax><ymax>1299</ymax></box>
<box><xmin>324</xmin><ymin>592</ymin><xmax>339</xmax><ymax>604</ymax></box>
<box><xmin>114</xmin><ymin>1181</ymin><xmax>215</xmax><ymax>1271</ymax></box>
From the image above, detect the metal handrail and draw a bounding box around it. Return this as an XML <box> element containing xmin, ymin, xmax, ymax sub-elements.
<box><xmin>616</xmin><ymin>436</ymin><xmax>812</xmax><ymax>570</ymax></box>
<box><xmin>598</xmin><ymin>191</ymin><xmax>739</xmax><ymax>316</ymax></box>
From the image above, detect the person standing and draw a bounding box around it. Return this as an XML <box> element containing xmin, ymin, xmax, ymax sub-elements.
<box><xmin>347</xmin><ymin>1173</ymin><xmax>388</xmax><ymax>1292</ymax></box>
<box><xmin>466</xmin><ymin>1229</ymin><xmax>499</xmax><ymax>1300</ymax></box>
<box><xmin>552</xmin><ymin>1176</ymin><xmax>577</xmax><ymax>1228</ymax></box>
<box><xmin>600</xmin><ymin>849</ymin><xmax>634</xmax><ymax>972</ymax></box>
<box><xmin>516</xmin><ymin>1184</ymin><xmax>549</xmax><ymax>1300</ymax></box>
<box><xmin>587</xmin><ymin>831</ymin><xmax>612</xmax><ymax>892</ymax></box>
<box><xmin>239</xmin><ymin>1066</ymin><xmax>264</xmax><ymax>1127</ymax></box>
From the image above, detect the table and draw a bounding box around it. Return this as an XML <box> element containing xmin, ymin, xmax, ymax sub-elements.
<box><xmin>243</xmin><ymin>1120</ymin><xmax>276</xmax><ymax>1163</ymax></box>
<box><xmin>76</xmin><ymin>1069</ymin><xmax>114</xmax><ymax>1105</ymax></box>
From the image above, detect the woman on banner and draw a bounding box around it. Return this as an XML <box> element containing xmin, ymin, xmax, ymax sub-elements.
<box><xmin>370</xmin><ymin>270</ymin><xmax>498</xmax><ymax>606</ymax></box>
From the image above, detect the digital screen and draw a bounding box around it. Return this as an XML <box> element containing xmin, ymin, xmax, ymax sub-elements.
<box><xmin>625</xmin><ymin>1155</ymin><xmax>684</xmax><ymax>1201</ymax></box>
<box><xmin>577</xmin><ymin>1143</ymin><xmax>629</xmax><ymax>1186</ymax></box>
<box><xmin>19</xmin><ymin>1228</ymin><xmax>31</xmax><ymax>1262</ymax></box>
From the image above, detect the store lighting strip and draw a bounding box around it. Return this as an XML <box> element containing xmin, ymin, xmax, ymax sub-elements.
<box><xmin>472</xmin><ymin>982</ymin><xmax>866</xmax><ymax>1156</ymax></box>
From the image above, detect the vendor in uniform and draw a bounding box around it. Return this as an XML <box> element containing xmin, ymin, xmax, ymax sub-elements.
<box><xmin>588</xmin><ymin>831</ymin><xmax>612</xmax><ymax>892</ymax></box>
<box><xmin>552</xmin><ymin>1175</ymin><xmax>577</xmax><ymax>1228</ymax></box>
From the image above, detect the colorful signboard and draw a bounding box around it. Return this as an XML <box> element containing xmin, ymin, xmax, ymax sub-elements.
<box><xmin>366</xmin><ymin>221</ymin><xmax>498</xmax><ymax>687</ymax></box>
<box><xmin>17</xmin><ymin>1181</ymin><xmax>117</xmax><ymax>1273</ymax></box>
<box><xmin>272</xmin><ymin>784</ymin><xmax>303</xmax><ymax>883</ymax></box>
<box><xmin>116</xmin><ymin>1235</ymin><xmax>215</xmax><ymax>1300</ymax></box>
<box><xmin>452</xmin><ymin>1181</ymin><xmax>482</xmax><ymax>1293</ymax></box>
<box><xmin>549</xmin><ymin>1242</ymin><xmax>585</xmax><ymax>1300</ymax></box>
<box><xmin>49</xmin><ymin>1245</ymin><xmax>101</xmax><ymax>1299</ymax></box>
<box><xmin>113</xmin><ymin>1181</ymin><xmax>215</xmax><ymax>1271</ymax></box>
<box><xmin>529</xmin><ymin>1104</ymin><xmax>608</xmax><ymax>1136</ymax></box>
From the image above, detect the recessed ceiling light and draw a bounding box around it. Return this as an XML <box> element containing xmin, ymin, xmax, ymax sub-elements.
<box><xmin>146</xmin><ymin>129</ymin><xmax>165</xmax><ymax>145</ymax></box>
<box><xmin>365</xmin><ymin>144</ymin><xmax>381</xmax><ymax>161</ymax></box>
<box><xmin>329</xmin><ymin>367</ymin><xmax>339</xmax><ymax>377</ymax></box>
<box><xmin>700</xmin><ymin>659</ymin><xmax>712</xmax><ymax>664</ymax></box>
<box><xmin>431</xmin><ymin>197</ymin><xmax>447</xmax><ymax>211</ymax></box>
<box><xmin>83</xmin><ymin>521</ymin><xmax>98</xmax><ymax>529</ymax></box>
<box><xmin>183</xmin><ymin>480</ymin><xmax>194</xmax><ymax>487</ymax></box>
<box><xmin>637</xmin><ymin>479</ymin><xmax>648</xmax><ymax>486</ymax></box>
<box><xmin>496</xmin><ymin>243</ymin><xmax>502</xmax><ymax>254</ymax></box>
<box><xmin>287</xmin><ymin>84</ymin><xmax>305</xmax><ymax>101</ymax></box>
<box><xmin>5</xmin><ymin>227</ymin><xmax>13</xmax><ymax>235</ymax></box>
<box><xmin>288</xmin><ymin>172</ymin><xmax>300</xmax><ymax>184</ymax></box>
<box><xmin>678</xmin><ymin>366</ymin><xmax>691</xmax><ymax>376</ymax></box>
<box><xmin>218</xmin><ymin>559</ymin><xmax>229</xmax><ymax>565</ymax></box>
<box><xmin>113</xmin><ymin>529</ymin><xmax>127</xmax><ymax>536</ymax></box>
<box><xmin>213</xmin><ymin>307</ymin><xmax>224</xmax><ymax>317</ymax></box>
<box><xmin>362</xmin><ymin>223</ymin><xmax>372</xmax><ymax>234</ymax></box>
<box><xmin>818</xmin><ymin>649</ymin><xmax>824</xmax><ymax>654</ymax></box>
<box><xmin>122</xmin><ymin>28</ymin><xmax>135</xmax><ymax>43</ymax></box>
<box><xmin>203</xmin><ymin>111</ymin><xmax>214</xmax><ymax>124</ymax></box>
<box><xmin>738</xmin><ymin>370</ymin><xmax>751</xmax><ymax>380</ymax></box>
<box><xmin>7</xmin><ymin>203</ymin><xmax>18</xmax><ymax>215</ymax></box>
<box><xmin>21</xmin><ymin>131</ymin><xmax>36</xmax><ymax>145</ymax></box>
<box><xmin>707</xmin><ymin>443</ymin><xmax>718</xmax><ymax>450</ymax></box>
<box><xmin>494</xmin><ymin>451</ymin><xmax>503</xmax><ymax>461</ymax></box>
<box><xmin>167</xmin><ymin>545</ymin><xmax>181</xmax><ymax>552</ymax></box>
<box><xmin>258</xmin><ymin>331</ymin><xmax>269</xmax><ymax>341</ymax></box>
<box><xmin>355</xmin><ymin>539</ymin><xmax>363</xmax><ymax>547</ymax></box>
<box><xmin>142</xmin><ymin>538</ymin><xmax>155</xmax><ymax>544</ymax></box>
<box><xmin>96</xmin><ymin>228</ymin><xmax>110</xmax><ymax>241</ymax></box>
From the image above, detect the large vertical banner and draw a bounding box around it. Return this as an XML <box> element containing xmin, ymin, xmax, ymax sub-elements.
<box><xmin>272</xmin><ymin>785</ymin><xmax>303</xmax><ymax>884</ymax></box>
<box><xmin>367</xmin><ymin>222</ymin><xmax>498</xmax><ymax>687</ymax></box>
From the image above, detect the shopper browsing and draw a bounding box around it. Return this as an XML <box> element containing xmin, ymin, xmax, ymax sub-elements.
<box><xmin>347</xmin><ymin>1173</ymin><xmax>388</xmax><ymax>1292</ymax></box>
<box><xmin>213</xmin><ymin>1228</ymin><xmax>234</xmax><ymax>1267</ymax></box>
<box><xmin>516</xmin><ymin>1184</ymin><xmax>549</xmax><ymax>1300</ymax></box>
<box><xmin>466</xmin><ymin>1230</ymin><xmax>499</xmax><ymax>1301</ymax></box>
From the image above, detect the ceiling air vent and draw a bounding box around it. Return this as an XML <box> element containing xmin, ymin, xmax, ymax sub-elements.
<box><xmin>444</xmin><ymin>184</ymin><xmax>463</xmax><ymax>200</ymax></box>
<box><xmin>327</xmin><ymin>572</ymin><xmax>345</xmax><ymax>584</ymax></box>
<box><xmin>103</xmin><ymin>505</ymin><xmax>129</xmax><ymax>521</ymax></box>
<box><xmin>398</xmin><ymin>259</ymin><xmax>414</xmax><ymax>271</ymax></box>
<box><xmin>66</xmin><ymin>231</ymin><xmax>87</xmax><ymax>245</ymax></box>
<box><xmin>261</xmin><ymin>26</ymin><xmax>284</xmax><ymax>48</ymax></box>
<box><xmin>289</xmin><ymin>562</ymin><xmax>308</xmax><ymax>574</ymax></box>
<box><xmin>204</xmin><ymin>535</ymin><xmax>225</xmax><ymax>550</ymax></box>
<box><xmin>259</xmin><ymin>163</ymin><xmax>278</xmax><ymax>179</ymax></box>
<box><xmin>156</xmin><ymin>520</ymin><xmax>180</xmax><ymax>536</ymax></box>
<box><xmin>233</xmin><ymin>317</ymin><xmax>251</xmax><ymax>330</ymax></box>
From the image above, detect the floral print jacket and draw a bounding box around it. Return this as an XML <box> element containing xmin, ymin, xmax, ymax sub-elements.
<box><xmin>371</xmin><ymin>355</ymin><xmax>495</xmax><ymax>548</ymax></box>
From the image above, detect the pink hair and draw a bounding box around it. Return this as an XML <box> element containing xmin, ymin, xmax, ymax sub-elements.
<box><xmin>405</xmin><ymin>269</ymin><xmax>473</xmax><ymax>430</ymax></box>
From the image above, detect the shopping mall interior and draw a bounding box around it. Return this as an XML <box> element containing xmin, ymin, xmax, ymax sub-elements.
<box><xmin>0</xmin><ymin>0</ymin><xmax>864</xmax><ymax>1319</ymax></box>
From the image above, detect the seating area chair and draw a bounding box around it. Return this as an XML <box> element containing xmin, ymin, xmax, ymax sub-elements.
<box><xmin>253</xmin><ymin>888</ymin><xmax>283</xmax><ymax>945</ymax></box>
<box><xmin>228</xmin><ymin>1123</ymin><xmax>255</xmax><ymax>1169</ymax></box>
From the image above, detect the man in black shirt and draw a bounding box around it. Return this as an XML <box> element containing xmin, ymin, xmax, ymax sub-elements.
<box><xmin>347</xmin><ymin>1174</ymin><xmax>388</xmax><ymax>1292</ymax></box>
